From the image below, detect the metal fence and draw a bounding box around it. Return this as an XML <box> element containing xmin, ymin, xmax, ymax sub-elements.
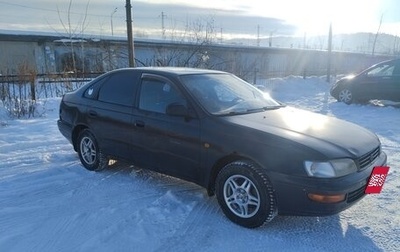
<box><xmin>0</xmin><ymin>72</ymin><xmax>102</xmax><ymax>118</ymax></box>
<box><xmin>0</xmin><ymin>72</ymin><xmax>102</xmax><ymax>101</ymax></box>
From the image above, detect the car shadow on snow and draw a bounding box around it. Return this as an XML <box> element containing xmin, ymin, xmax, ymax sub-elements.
<box><xmin>95</xmin><ymin>161</ymin><xmax>381</xmax><ymax>251</ymax></box>
<box><xmin>265</xmin><ymin>214</ymin><xmax>381</xmax><ymax>251</ymax></box>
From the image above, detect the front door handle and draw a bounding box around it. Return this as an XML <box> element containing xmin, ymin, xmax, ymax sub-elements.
<box><xmin>88</xmin><ymin>110</ymin><xmax>97</xmax><ymax>117</ymax></box>
<box><xmin>135</xmin><ymin>120</ymin><xmax>145</xmax><ymax>128</ymax></box>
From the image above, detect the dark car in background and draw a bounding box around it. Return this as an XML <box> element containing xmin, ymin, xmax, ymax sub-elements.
<box><xmin>331</xmin><ymin>59</ymin><xmax>400</xmax><ymax>104</ymax></box>
<box><xmin>58</xmin><ymin>67</ymin><xmax>387</xmax><ymax>228</ymax></box>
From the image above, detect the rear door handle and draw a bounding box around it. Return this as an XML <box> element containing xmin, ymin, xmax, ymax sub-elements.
<box><xmin>135</xmin><ymin>120</ymin><xmax>145</xmax><ymax>128</ymax></box>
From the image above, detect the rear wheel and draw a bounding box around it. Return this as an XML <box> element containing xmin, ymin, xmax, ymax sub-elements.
<box><xmin>77</xmin><ymin>129</ymin><xmax>108</xmax><ymax>171</ymax></box>
<box><xmin>338</xmin><ymin>89</ymin><xmax>353</xmax><ymax>104</ymax></box>
<box><xmin>215</xmin><ymin>160</ymin><xmax>277</xmax><ymax>228</ymax></box>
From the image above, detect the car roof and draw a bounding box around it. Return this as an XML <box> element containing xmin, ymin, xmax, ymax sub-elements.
<box><xmin>113</xmin><ymin>67</ymin><xmax>226</xmax><ymax>76</ymax></box>
<box><xmin>373</xmin><ymin>58</ymin><xmax>400</xmax><ymax>66</ymax></box>
<box><xmin>358</xmin><ymin>58</ymin><xmax>400</xmax><ymax>75</ymax></box>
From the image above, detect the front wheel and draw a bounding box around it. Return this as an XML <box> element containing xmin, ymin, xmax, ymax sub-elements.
<box><xmin>215</xmin><ymin>160</ymin><xmax>277</xmax><ymax>228</ymax></box>
<box><xmin>77</xmin><ymin>129</ymin><xmax>108</xmax><ymax>171</ymax></box>
<box><xmin>338</xmin><ymin>88</ymin><xmax>353</xmax><ymax>104</ymax></box>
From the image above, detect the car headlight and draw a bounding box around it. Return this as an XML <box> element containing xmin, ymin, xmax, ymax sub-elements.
<box><xmin>304</xmin><ymin>159</ymin><xmax>357</xmax><ymax>178</ymax></box>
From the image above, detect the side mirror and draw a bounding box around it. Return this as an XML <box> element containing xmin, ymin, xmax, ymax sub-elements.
<box><xmin>166</xmin><ymin>103</ymin><xmax>189</xmax><ymax>117</ymax></box>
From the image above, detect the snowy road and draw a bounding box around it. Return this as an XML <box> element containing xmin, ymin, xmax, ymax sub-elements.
<box><xmin>0</xmin><ymin>77</ymin><xmax>399</xmax><ymax>252</ymax></box>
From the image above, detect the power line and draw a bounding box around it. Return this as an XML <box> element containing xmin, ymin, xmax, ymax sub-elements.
<box><xmin>0</xmin><ymin>1</ymin><xmax>55</xmax><ymax>12</ymax></box>
<box><xmin>0</xmin><ymin>1</ymin><xmax>112</xmax><ymax>19</ymax></box>
<box><xmin>0</xmin><ymin>1</ymin><xmax>279</xmax><ymax>39</ymax></box>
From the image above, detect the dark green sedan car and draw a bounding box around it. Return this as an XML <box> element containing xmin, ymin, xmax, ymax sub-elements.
<box><xmin>58</xmin><ymin>67</ymin><xmax>388</xmax><ymax>228</ymax></box>
<box><xmin>331</xmin><ymin>59</ymin><xmax>400</xmax><ymax>104</ymax></box>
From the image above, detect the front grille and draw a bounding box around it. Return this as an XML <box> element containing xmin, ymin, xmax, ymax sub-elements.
<box><xmin>357</xmin><ymin>146</ymin><xmax>380</xmax><ymax>170</ymax></box>
<box><xmin>347</xmin><ymin>186</ymin><xmax>365</xmax><ymax>203</ymax></box>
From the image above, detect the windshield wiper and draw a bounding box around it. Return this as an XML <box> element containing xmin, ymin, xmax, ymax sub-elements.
<box><xmin>216</xmin><ymin>110</ymin><xmax>249</xmax><ymax>116</ymax></box>
<box><xmin>261</xmin><ymin>104</ymin><xmax>286</xmax><ymax>110</ymax></box>
<box><xmin>216</xmin><ymin>105</ymin><xmax>284</xmax><ymax>116</ymax></box>
<box><xmin>244</xmin><ymin>105</ymin><xmax>285</xmax><ymax>113</ymax></box>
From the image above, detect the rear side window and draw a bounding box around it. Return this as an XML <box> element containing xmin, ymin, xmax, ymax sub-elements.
<box><xmin>98</xmin><ymin>71</ymin><xmax>138</xmax><ymax>106</ymax></box>
<box><xmin>84</xmin><ymin>76</ymin><xmax>109</xmax><ymax>99</ymax></box>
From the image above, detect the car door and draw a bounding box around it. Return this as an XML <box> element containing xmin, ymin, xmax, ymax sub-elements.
<box><xmin>389</xmin><ymin>62</ymin><xmax>400</xmax><ymax>101</ymax></box>
<box><xmin>132</xmin><ymin>73</ymin><xmax>202</xmax><ymax>182</ymax></box>
<box><xmin>360</xmin><ymin>61</ymin><xmax>398</xmax><ymax>100</ymax></box>
<box><xmin>86</xmin><ymin>70</ymin><xmax>140</xmax><ymax>159</ymax></box>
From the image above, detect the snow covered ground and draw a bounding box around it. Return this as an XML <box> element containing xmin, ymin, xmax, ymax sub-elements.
<box><xmin>0</xmin><ymin>76</ymin><xmax>399</xmax><ymax>252</ymax></box>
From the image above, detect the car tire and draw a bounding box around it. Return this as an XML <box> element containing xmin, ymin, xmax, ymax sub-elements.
<box><xmin>338</xmin><ymin>88</ymin><xmax>353</xmax><ymax>104</ymax></box>
<box><xmin>77</xmin><ymin>129</ymin><xmax>108</xmax><ymax>171</ymax></box>
<box><xmin>215</xmin><ymin>160</ymin><xmax>277</xmax><ymax>228</ymax></box>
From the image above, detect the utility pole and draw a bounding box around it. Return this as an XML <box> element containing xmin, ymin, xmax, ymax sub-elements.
<box><xmin>161</xmin><ymin>11</ymin><xmax>166</xmax><ymax>39</ymax></box>
<box><xmin>327</xmin><ymin>23</ymin><xmax>332</xmax><ymax>83</ymax></box>
<box><xmin>372</xmin><ymin>14</ymin><xmax>383</xmax><ymax>56</ymax></box>
<box><xmin>269</xmin><ymin>31</ymin><xmax>273</xmax><ymax>47</ymax></box>
<box><xmin>126</xmin><ymin>0</ymin><xmax>135</xmax><ymax>67</ymax></box>
<box><xmin>111</xmin><ymin>8</ymin><xmax>117</xmax><ymax>36</ymax></box>
<box><xmin>257</xmin><ymin>25</ymin><xmax>260</xmax><ymax>46</ymax></box>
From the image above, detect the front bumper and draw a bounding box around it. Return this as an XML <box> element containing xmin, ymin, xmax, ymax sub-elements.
<box><xmin>271</xmin><ymin>151</ymin><xmax>387</xmax><ymax>216</ymax></box>
<box><xmin>330</xmin><ymin>85</ymin><xmax>340</xmax><ymax>98</ymax></box>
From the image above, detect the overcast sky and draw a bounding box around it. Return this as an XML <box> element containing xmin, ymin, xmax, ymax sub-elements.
<box><xmin>0</xmin><ymin>0</ymin><xmax>399</xmax><ymax>40</ymax></box>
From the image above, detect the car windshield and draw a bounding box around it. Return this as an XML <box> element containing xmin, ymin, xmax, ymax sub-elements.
<box><xmin>180</xmin><ymin>73</ymin><xmax>282</xmax><ymax>115</ymax></box>
<box><xmin>366</xmin><ymin>63</ymin><xmax>395</xmax><ymax>77</ymax></box>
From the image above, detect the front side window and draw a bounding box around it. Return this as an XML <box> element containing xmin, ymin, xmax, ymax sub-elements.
<box><xmin>139</xmin><ymin>79</ymin><xmax>186</xmax><ymax>114</ymax></box>
<box><xmin>393</xmin><ymin>63</ymin><xmax>400</xmax><ymax>76</ymax></box>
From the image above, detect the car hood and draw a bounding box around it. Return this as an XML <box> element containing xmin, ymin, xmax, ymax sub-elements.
<box><xmin>341</xmin><ymin>74</ymin><xmax>356</xmax><ymax>80</ymax></box>
<box><xmin>223</xmin><ymin>106</ymin><xmax>380</xmax><ymax>158</ymax></box>
<box><xmin>332</xmin><ymin>75</ymin><xmax>356</xmax><ymax>88</ymax></box>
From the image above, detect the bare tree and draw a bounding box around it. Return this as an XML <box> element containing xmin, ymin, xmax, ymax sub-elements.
<box><xmin>372</xmin><ymin>14</ymin><xmax>383</xmax><ymax>56</ymax></box>
<box><xmin>154</xmin><ymin>15</ymin><xmax>217</xmax><ymax>68</ymax></box>
<box><xmin>55</xmin><ymin>0</ymin><xmax>91</xmax><ymax>74</ymax></box>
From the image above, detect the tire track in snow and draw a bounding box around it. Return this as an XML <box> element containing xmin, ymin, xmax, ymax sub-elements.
<box><xmin>12</xmin><ymin>163</ymin><xmax>198</xmax><ymax>251</ymax></box>
<box><xmin>57</xmin><ymin>166</ymin><xmax>206</xmax><ymax>251</ymax></box>
<box><xmin>0</xmin><ymin>166</ymin><xmax>86</xmax><ymax>251</ymax></box>
<box><xmin>154</xmin><ymin>196</ymin><xmax>224</xmax><ymax>252</ymax></box>
<box><xmin>0</xmin><ymin>137</ymin><xmax>74</xmax><ymax>180</ymax></box>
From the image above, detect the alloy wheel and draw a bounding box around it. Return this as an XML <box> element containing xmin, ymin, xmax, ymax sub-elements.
<box><xmin>223</xmin><ymin>174</ymin><xmax>261</xmax><ymax>218</ymax></box>
<box><xmin>80</xmin><ymin>136</ymin><xmax>97</xmax><ymax>165</ymax></box>
<box><xmin>338</xmin><ymin>89</ymin><xmax>353</xmax><ymax>104</ymax></box>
